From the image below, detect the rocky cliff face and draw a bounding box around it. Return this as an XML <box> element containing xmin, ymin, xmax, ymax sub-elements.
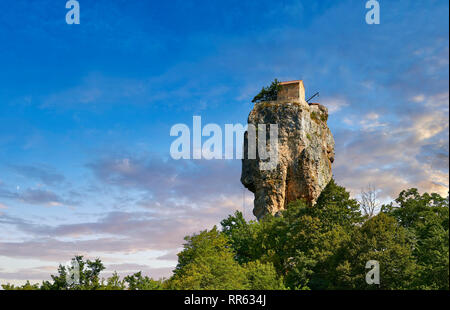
<box><xmin>241</xmin><ymin>99</ymin><xmax>335</xmax><ymax>219</ymax></box>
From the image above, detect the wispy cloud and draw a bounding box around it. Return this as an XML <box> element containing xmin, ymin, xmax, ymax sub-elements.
<box><xmin>9</xmin><ymin>164</ymin><xmax>65</xmax><ymax>186</ymax></box>
<box><xmin>320</xmin><ymin>98</ymin><xmax>349</xmax><ymax>114</ymax></box>
<box><xmin>0</xmin><ymin>187</ymin><xmax>79</xmax><ymax>207</ymax></box>
<box><xmin>333</xmin><ymin>91</ymin><xmax>449</xmax><ymax>199</ymax></box>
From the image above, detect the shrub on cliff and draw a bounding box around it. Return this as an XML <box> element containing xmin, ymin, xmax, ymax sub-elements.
<box><xmin>251</xmin><ymin>79</ymin><xmax>281</xmax><ymax>103</ymax></box>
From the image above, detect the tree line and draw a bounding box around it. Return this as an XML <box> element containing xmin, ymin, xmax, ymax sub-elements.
<box><xmin>2</xmin><ymin>179</ymin><xmax>449</xmax><ymax>290</ymax></box>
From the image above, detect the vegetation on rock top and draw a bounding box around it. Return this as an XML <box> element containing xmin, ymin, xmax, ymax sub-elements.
<box><xmin>252</xmin><ymin>79</ymin><xmax>281</xmax><ymax>103</ymax></box>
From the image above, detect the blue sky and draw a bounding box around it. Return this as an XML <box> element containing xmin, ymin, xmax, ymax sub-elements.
<box><xmin>0</xmin><ymin>0</ymin><xmax>448</xmax><ymax>284</ymax></box>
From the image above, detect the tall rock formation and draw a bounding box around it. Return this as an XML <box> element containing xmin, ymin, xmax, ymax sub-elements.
<box><xmin>241</xmin><ymin>80</ymin><xmax>335</xmax><ymax>219</ymax></box>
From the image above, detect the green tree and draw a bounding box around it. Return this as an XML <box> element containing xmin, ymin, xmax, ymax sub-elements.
<box><xmin>382</xmin><ymin>189</ymin><xmax>449</xmax><ymax>289</ymax></box>
<box><xmin>124</xmin><ymin>272</ymin><xmax>164</xmax><ymax>290</ymax></box>
<box><xmin>1</xmin><ymin>281</ymin><xmax>40</xmax><ymax>290</ymax></box>
<box><xmin>168</xmin><ymin>227</ymin><xmax>247</xmax><ymax>289</ymax></box>
<box><xmin>261</xmin><ymin>198</ymin><xmax>355</xmax><ymax>290</ymax></box>
<box><xmin>252</xmin><ymin>79</ymin><xmax>281</xmax><ymax>103</ymax></box>
<box><xmin>220</xmin><ymin>180</ymin><xmax>362</xmax><ymax>290</ymax></box>
<box><xmin>41</xmin><ymin>255</ymin><xmax>105</xmax><ymax>290</ymax></box>
<box><xmin>99</xmin><ymin>272</ymin><xmax>125</xmax><ymax>290</ymax></box>
<box><xmin>335</xmin><ymin>213</ymin><xmax>417</xmax><ymax>289</ymax></box>
<box><xmin>313</xmin><ymin>178</ymin><xmax>364</xmax><ymax>230</ymax></box>
<box><xmin>221</xmin><ymin>211</ymin><xmax>264</xmax><ymax>264</ymax></box>
<box><xmin>243</xmin><ymin>260</ymin><xmax>286</xmax><ymax>290</ymax></box>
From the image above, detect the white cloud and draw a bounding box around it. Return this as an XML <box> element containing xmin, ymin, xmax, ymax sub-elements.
<box><xmin>359</xmin><ymin>112</ymin><xmax>387</xmax><ymax>131</ymax></box>
<box><xmin>320</xmin><ymin>97</ymin><xmax>349</xmax><ymax>114</ymax></box>
<box><xmin>412</xmin><ymin>94</ymin><xmax>425</xmax><ymax>102</ymax></box>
